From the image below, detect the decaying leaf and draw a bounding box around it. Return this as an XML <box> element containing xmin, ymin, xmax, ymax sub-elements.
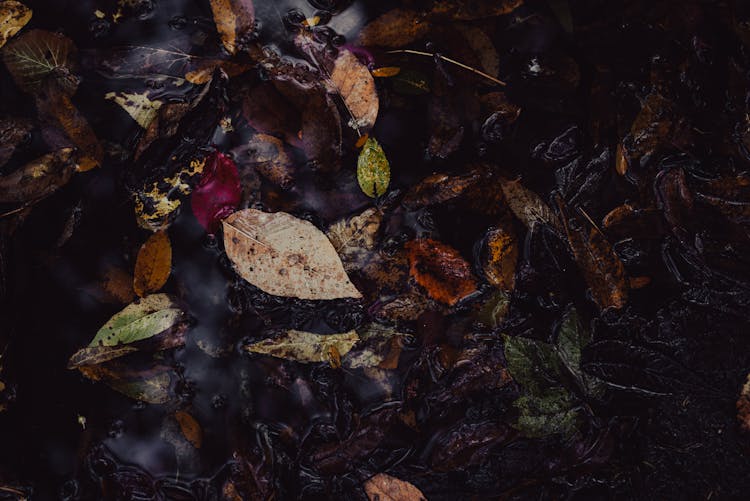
<box><xmin>223</xmin><ymin>209</ymin><xmax>362</xmax><ymax>300</ymax></box>
<box><xmin>0</xmin><ymin>1</ymin><xmax>31</xmax><ymax>49</ymax></box>
<box><xmin>403</xmin><ymin>170</ymin><xmax>483</xmax><ymax>209</ymax></box>
<box><xmin>174</xmin><ymin>410</ymin><xmax>202</xmax><ymax>449</ymax></box>
<box><xmin>327</xmin><ymin>207</ymin><xmax>383</xmax><ymax>271</ymax></box>
<box><xmin>209</xmin><ymin>0</ymin><xmax>255</xmax><ymax>55</ymax></box>
<box><xmin>364</xmin><ymin>473</ymin><xmax>427</xmax><ymax>501</ymax></box>
<box><xmin>737</xmin><ymin>373</ymin><xmax>750</xmax><ymax>433</ymax></box>
<box><xmin>429</xmin><ymin>0</ymin><xmax>524</xmax><ymax>20</ymax></box>
<box><xmin>2</xmin><ymin>29</ymin><xmax>77</xmax><ymax>93</ymax></box>
<box><xmin>481</xmin><ymin>224</ymin><xmax>518</xmax><ymax>291</ymax></box>
<box><xmin>357</xmin><ymin>9</ymin><xmax>431</xmax><ymax>48</ymax></box>
<box><xmin>475</xmin><ymin>290</ymin><xmax>510</xmax><ymax>328</ymax></box>
<box><xmin>357</xmin><ymin>137</ymin><xmax>390</xmax><ymax>198</ymax></box>
<box><xmin>0</xmin><ymin>147</ymin><xmax>76</xmax><ymax>203</ymax></box>
<box><xmin>455</xmin><ymin>25</ymin><xmax>500</xmax><ymax>78</ymax></box>
<box><xmin>245</xmin><ymin>330</ymin><xmax>359</xmax><ymax>364</ymax></box>
<box><xmin>300</xmin><ymin>90</ymin><xmax>343</xmax><ymax>172</ymax></box>
<box><xmin>0</xmin><ymin>116</ymin><xmax>33</xmax><ymax>167</ymax></box>
<box><xmin>78</xmin><ymin>362</ymin><xmax>173</xmax><ymax>404</ymax></box>
<box><xmin>133</xmin><ymin>231</ymin><xmax>172</xmax><ymax>297</ymax></box>
<box><xmin>105</xmin><ymin>91</ymin><xmax>163</xmax><ymax>129</ymax></box>
<box><xmin>329</xmin><ymin>49</ymin><xmax>379</xmax><ymax>132</ymax></box>
<box><xmin>344</xmin><ymin>324</ymin><xmax>405</xmax><ymax>370</ymax></box>
<box><xmin>233</xmin><ymin>134</ymin><xmax>294</xmax><ymax>189</ymax></box>
<box><xmin>185</xmin><ymin>59</ymin><xmax>250</xmax><ymax>84</ymax></box>
<box><xmin>501</xmin><ymin>178</ymin><xmax>562</xmax><ymax>232</ymax></box>
<box><xmin>392</xmin><ymin>68</ymin><xmax>430</xmax><ymax>95</ymax></box>
<box><xmin>405</xmin><ymin>239</ymin><xmax>478</xmax><ymax>306</ymax></box>
<box><xmin>513</xmin><ymin>388</ymin><xmax>579</xmax><ymax>438</ymax></box>
<box><xmin>191</xmin><ymin>151</ymin><xmax>241</xmax><ymax>232</ymax></box>
<box><xmin>98</xmin><ymin>266</ymin><xmax>136</xmax><ymax>304</ymax></box>
<box><xmin>67</xmin><ymin>294</ymin><xmax>187</xmax><ymax>368</ymax></box>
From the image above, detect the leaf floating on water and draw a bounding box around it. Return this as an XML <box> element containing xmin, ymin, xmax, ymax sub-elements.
<box><xmin>0</xmin><ymin>0</ymin><xmax>31</xmax><ymax>49</ymax></box>
<box><xmin>0</xmin><ymin>147</ymin><xmax>76</xmax><ymax>203</ymax></box>
<box><xmin>329</xmin><ymin>49</ymin><xmax>379</xmax><ymax>132</ymax></box>
<box><xmin>133</xmin><ymin>231</ymin><xmax>172</xmax><ymax>297</ymax></box>
<box><xmin>244</xmin><ymin>330</ymin><xmax>359</xmax><ymax>364</ymax></box>
<box><xmin>105</xmin><ymin>91</ymin><xmax>163</xmax><ymax>129</ymax></box>
<box><xmin>364</xmin><ymin>473</ymin><xmax>427</xmax><ymax>501</ymax></box>
<box><xmin>190</xmin><ymin>151</ymin><xmax>241</xmax><ymax>233</ymax></box>
<box><xmin>357</xmin><ymin>137</ymin><xmax>390</xmax><ymax>198</ymax></box>
<box><xmin>185</xmin><ymin>59</ymin><xmax>250</xmax><ymax>84</ymax></box>
<box><xmin>357</xmin><ymin>9</ymin><xmax>431</xmax><ymax>48</ymax></box>
<box><xmin>209</xmin><ymin>0</ymin><xmax>255</xmax><ymax>55</ymax></box>
<box><xmin>2</xmin><ymin>29</ymin><xmax>77</xmax><ymax>93</ymax></box>
<box><xmin>371</xmin><ymin>67</ymin><xmax>400</xmax><ymax>78</ymax></box>
<box><xmin>96</xmin><ymin>266</ymin><xmax>136</xmax><ymax>304</ymax></box>
<box><xmin>327</xmin><ymin>207</ymin><xmax>383</xmax><ymax>272</ymax></box>
<box><xmin>223</xmin><ymin>209</ymin><xmax>362</xmax><ymax>300</ymax></box>
<box><xmin>405</xmin><ymin>238</ymin><xmax>478</xmax><ymax>306</ymax></box>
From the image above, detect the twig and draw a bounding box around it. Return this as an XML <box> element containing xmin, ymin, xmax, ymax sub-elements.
<box><xmin>386</xmin><ymin>49</ymin><xmax>506</xmax><ymax>86</ymax></box>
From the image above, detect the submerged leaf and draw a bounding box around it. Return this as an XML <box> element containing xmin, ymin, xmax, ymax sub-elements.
<box><xmin>223</xmin><ymin>209</ymin><xmax>362</xmax><ymax>300</ymax></box>
<box><xmin>174</xmin><ymin>410</ymin><xmax>202</xmax><ymax>449</ymax></box>
<box><xmin>406</xmin><ymin>238</ymin><xmax>478</xmax><ymax>306</ymax></box>
<box><xmin>0</xmin><ymin>147</ymin><xmax>76</xmax><ymax>203</ymax></box>
<box><xmin>357</xmin><ymin>9</ymin><xmax>431</xmax><ymax>48</ymax></box>
<box><xmin>0</xmin><ymin>116</ymin><xmax>33</xmax><ymax>167</ymax></box>
<box><xmin>245</xmin><ymin>330</ymin><xmax>359</xmax><ymax>363</ymax></box>
<box><xmin>364</xmin><ymin>473</ymin><xmax>427</xmax><ymax>501</ymax></box>
<box><xmin>0</xmin><ymin>1</ymin><xmax>31</xmax><ymax>49</ymax></box>
<box><xmin>501</xmin><ymin>178</ymin><xmax>561</xmax><ymax>231</ymax></box>
<box><xmin>327</xmin><ymin>207</ymin><xmax>383</xmax><ymax>271</ymax></box>
<box><xmin>105</xmin><ymin>91</ymin><xmax>163</xmax><ymax>129</ymax></box>
<box><xmin>209</xmin><ymin>0</ymin><xmax>255</xmax><ymax>55</ymax></box>
<box><xmin>329</xmin><ymin>49</ymin><xmax>379</xmax><ymax>131</ymax></box>
<box><xmin>133</xmin><ymin>231</ymin><xmax>172</xmax><ymax>297</ymax></box>
<box><xmin>737</xmin><ymin>373</ymin><xmax>750</xmax><ymax>433</ymax></box>
<box><xmin>481</xmin><ymin>224</ymin><xmax>518</xmax><ymax>291</ymax></box>
<box><xmin>513</xmin><ymin>388</ymin><xmax>579</xmax><ymax>438</ymax></box>
<box><xmin>357</xmin><ymin>137</ymin><xmax>390</xmax><ymax>198</ymax></box>
<box><xmin>78</xmin><ymin>362</ymin><xmax>173</xmax><ymax>404</ymax></box>
<box><xmin>233</xmin><ymin>134</ymin><xmax>294</xmax><ymax>189</ymax></box>
<box><xmin>2</xmin><ymin>29</ymin><xmax>76</xmax><ymax>93</ymax></box>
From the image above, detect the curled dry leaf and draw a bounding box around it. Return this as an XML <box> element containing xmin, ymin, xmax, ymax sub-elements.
<box><xmin>328</xmin><ymin>49</ymin><xmax>379</xmax><ymax>131</ymax></box>
<box><xmin>364</xmin><ymin>473</ymin><xmax>427</xmax><ymax>501</ymax></box>
<box><xmin>2</xmin><ymin>29</ymin><xmax>77</xmax><ymax>93</ymax></box>
<box><xmin>133</xmin><ymin>231</ymin><xmax>172</xmax><ymax>297</ymax></box>
<box><xmin>0</xmin><ymin>0</ymin><xmax>31</xmax><ymax>49</ymax></box>
<box><xmin>105</xmin><ymin>91</ymin><xmax>163</xmax><ymax>129</ymax></box>
<box><xmin>737</xmin><ymin>373</ymin><xmax>750</xmax><ymax>433</ymax></box>
<box><xmin>0</xmin><ymin>147</ymin><xmax>76</xmax><ymax>203</ymax></box>
<box><xmin>357</xmin><ymin>137</ymin><xmax>390</xmax><ymax>198</ymax></box>
<box><xmin>174</xmin><ymin>410</ymin><xmax>202</xmax><ymax>449</ymax></box>
<box><xmin>405</xmin><ymin>238</ymin><xmax>478</xmax><ymax>306</ymax></box>
<box><xmin>223</xmin><ymin>209</ymin><xmax>362</xmax><ymax>300</ymax></box>
<box><xmin>481</xmin><ymin>224</ymin><xmax>518</xmax><ymax>291</ymax></box>
<box><xmin>501</xmin><ymin>178</ymin><xmax>562</xmax><ymax>232</ymax></box>
<box><xmin>357</xmin><ymin>9</ymin><xmax>431</xmax><ymax>48</ymax></box>
<box><xmin>67</xmin><ymin>294</ymin><xmax>187</xmax><ymax>368</ymax></box>
<box><xmin>191</xmin><ymin>151</ymin><xmax>241</xmax><ymax>233</ymax></box>
<box><xmin>327</xmin><ymin>207</ymin><xmax>383</xmax><ymax>271</ymax></box>
<box><xmin>245</xmin><ymin>330</ymin><xmax>359</xmax><ymax>364</ymax></box>
<box><xmin>209</xmin><ymin>0</ymin><xmax>255</xmax><ymax>55</ymax></box>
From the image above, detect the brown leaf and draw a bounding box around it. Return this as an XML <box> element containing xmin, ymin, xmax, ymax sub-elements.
<box><xmin>209</xmin><ymin>0</ymin><xmax>255</xmax><ymax>55</ymax></box>
<box><xmin>240</xmin><ymin>81</ymin><xmax>302</xmax><ymax>149</ymax></box>
<box><xmin>329</xmin><ymin>49</ymin><xmax>379</xmax><ymax>132</ymax></box>
<box><xmin>174</xmin><ymin>410</ymin><xmax>203</xmax><ymax>449</ymax></box>
<box><xmin>133</xmin><ymin>231</ymin><xmax>172</xmax><ymax>297</ymax></box>
<box><xmin>99</xmin><ymin>266</ymin><xmax>136</xmax><ymax>304</ymax></box>
<box><xmin>234</xmin><ymin>134</ymin><xmax>295</xmax><ymax>189</ymax></box>
<box><xmin>0</xmin><ymin>1</ymin><xmax>31</xmax><ymax>49</ymax></box>
<box><xmin>2</xmin><ymin>29</ymin><xmax>76</xmax><ymax>93</ymax></box>
<box><xmin>78</xmin><ymin>362</ymin><xmax>173</xmax><ymax>404</ymax></box>
<box><xmin>245</xmin><ymin>330</ymin><xmax>359</xmax><ymax>363</ymax></box>
<box><xmin>364</xmin><ymin>473</ymin><xmax>427</xmax><ymax>501</ymax></box>
<box><xmin>559</xmin><ymin>201</ymin><xmax>628</xmax><ymax>310</ymax></box>
<box><xmin>374</xmin><ymin>292</ymin><xmax>433</xmax><ymax>323</ymax></box>
<box><xmin>406</xmin><ymin>238</ymin><xmax>478</xmax><ymax>306</ymax></box>
<box><xmin>455</xmin><ymin>25</ymin><xmax>500</xmax><ymax>78</ymax></box>
<box><xmin>481</xmin><ymin>223</ymin><xmax>518</xmax><ymax>291</ymax></box>
<box><xmin>0</xmin><ymin>147</ymin><xmax>76</xmax><ymax>203</ymax></box>
<box><xmin>223</xmin><ymin>209</ymin><xmax>362</xmax><ymax>300</ymax></box>
<box><xmin>737</xmin><ymin>373</ymin><xmax>750</xmax><ymax>433</ymax></box>
<box><xmin>327</xmin><ymin>207</ymin><xmax>383</xmax><ymax>272</ymax></box>
<box><xmin>0</xmin><ymin>116</ymin><xmax>33</xmax><ymax>167</ymax></box>
<box><xmin>357</xmin><ymin>9</ymin><xmax>431</xmax><ymax>48</ymax></box>
<box><xmin>623</xmin><ymin>92</ymin><xmax>691</xmax><ymax>164</ymax></box>
<box><xmin>501</xmin><ymin>178</ymin><xmax>562</xmax><ymax>232</ymax></box>
<box><xmin>185</xmin><ymin>59</ymin><xmax>250</xmax><ymax>84</ymax></box>
<box><xmin>403</xmin><ymin>170</ymin><xmax>483</xmax><ymax>209</ymax></box>
<box><xmin>429</xmin><ymin>0</ymin><xmax>523</xmax><ymax>20</ymax></box>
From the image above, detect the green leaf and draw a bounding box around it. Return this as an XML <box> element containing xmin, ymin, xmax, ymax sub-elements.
<box><xmin>502</xmin><ymin>333</ymin><xmax>565</xmax><ymax>393</ymax></box>
<box><xmin>556</xmin><ymin>308</ymin><xmax>605</xmax><ymax>397</ymax></box>
<box><xmin>245</xmin><ymin>330</ymin><xmax>359</xmax><ymax>364</ymax></box>
<box><xmin>357</xmin><ymin>137</ymin><xmax>390</xmax><ymax>198</ymax></box>
<box><xmin>513</xmin><ymin>387</ymin><xmax>579</xmax><ymax>438</ymax></box>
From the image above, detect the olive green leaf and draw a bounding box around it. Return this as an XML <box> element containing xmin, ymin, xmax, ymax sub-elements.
<box><xmin>245</xmin><ymin>330</ymin><xmax>359</xmax><ymax>364</ymax></box>
<box><xmin>514</xmin><ymin>388</ymin><xmax>579</xmax><ymax>438</ymax></box>
<box><xmin>357</xmin><ymin>137</ymin><xmax>390</xmax><ymax>198</ymax></box>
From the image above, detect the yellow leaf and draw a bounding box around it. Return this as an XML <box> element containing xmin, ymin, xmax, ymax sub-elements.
<box><xmin>105</xmin><ymin>91</ymin><xmax>162</xmax><ymax>129</ymax></box>
<box><xmin>0</xmin><ymin>0</ymin><xmax>32</xmax><ymax>49</ymax></box>
<box><xmin>133</xmin><ymin>231</ymin><xmax>172</xmax><ymax>297</ymax></box>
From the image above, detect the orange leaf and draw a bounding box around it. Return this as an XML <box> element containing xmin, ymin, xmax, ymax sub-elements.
<box><xmin>371</xmin><ymin>66</ymin><xmax>401</xmax><ymax>78</ymax></box>
<box><xmin>364</xmin><ymin>473</ymin><xmax>427</xmax><ymax>501</ymax></box>
<box><xmin>174</xmin><ymin>410</ymin><xmax>202</xmax><ymax>449</ymax></box>
<box><xmin>482</xmin><ymin>224</ymin><xmax>518</xmax><ymax>291</ymax></box>
<box><xmin>133</xmin><ymin>231</ymin><xmax>172</xmax><ymax>297</ymax></box>
<box><xmin>405</xmin><ymin>239</ymin><xmax>478</xmax><ymax>306</ymax></box>
<box><xmin>100</xmin><ymin>266</ymin><xmax>135</xmax><ymax>304</ymax></box>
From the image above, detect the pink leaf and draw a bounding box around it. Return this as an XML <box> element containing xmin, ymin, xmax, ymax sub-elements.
<box><xmin>191</xmin><ymin>151</ymin><xmax>241</xmax><ymax>233</ymax></box>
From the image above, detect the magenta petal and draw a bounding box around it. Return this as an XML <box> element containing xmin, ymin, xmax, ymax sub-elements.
<box><xmin>191</xmin><ymin>151</ymin><xmax>241</xmax><ymax>233</ymax></box>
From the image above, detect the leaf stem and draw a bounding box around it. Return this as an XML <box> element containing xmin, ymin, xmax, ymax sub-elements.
<box><xmin>386</xmin><ymin>49</ymin><xmax>506</xmax><ymax>87</ymax></box>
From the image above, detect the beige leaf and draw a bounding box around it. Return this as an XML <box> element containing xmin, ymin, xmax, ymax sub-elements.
<box><xmin>0</xmin><ymin>0</ymin><xmax>31</xmax><ymax>49</ymax></box>
<box><xmin>501</xmin><ymin>178</ymin><xmax>562</xmax><ymax>232</ymax></box>
<box><xmin>245</xmin><ymin>330</ymin><xmax>359</xmax><ymax>363</ymax></box>
<box><xmin>223</xmin><ymin>209</ymin><xmax>362</xmax><ymax>300</ymax></box>
<box><xmin>329</xmin><ymin>49</ymin><xmax>379</xmax><ymax>131</ymax></box>
<box><xmin>327</xmin><ymin>207</ymin><xmax>382</xmax><ymax>271</ymax></box>
<box><xmin>105</xmin><ymin>91</ymin><xmax>163</xmax><ymax>128</ymax></box>
<box><xmin>364</xmin><ymin>473</ymin><xmax>427</xmax><ymax>501</ymax></box>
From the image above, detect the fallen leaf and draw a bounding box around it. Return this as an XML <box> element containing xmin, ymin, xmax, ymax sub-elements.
<box><xmin>405</xmin><ymin>238</ymin><xmax>478</xmax><ymax>306</ymax></box>
<box><xmin>0</xmin><ymin>147</ymin><xmax>76</xmax><ymax>203</ymax></box>
<box><xmin>185</xmin><ymin>59</ymin><xmax>250</xmax><ymax>84</ymax></box>
<box><xmin>455</xmin><ymin>25</ymin><xmax>500</xmax><ymax>78</ymax></box>
<box><xmin>191</xmin><ymin>151</ymin><xmax>241</xmax><ymax>233</ymax></box>
<box><xmin>475</xmin><ymin>290</ymin><xmax>510</xmax><ymax>328</ymax></box>
<box><xmin>2</xmin><ymin>29</ymin><xmax>77</xmax><ymax>93</ymax></box>
<box><xmin>209</xmin><ymin>0</ymin><xmax>255</xmax><ymax>55</ymax></box>
<box><xmin>364</xmin><ymin>473</ymin><xmax>427</xmax><ymax>501</ymax></box>
<box><xmin>0</xmin><ymin>116</ymin><xmax>33</xmax><ymax>167</ymax></box>
<box><xmin>357</xmin><ymin>9</ymin><xmax>431</xmax><ymax>48</ymax></box>
<box><xmin>357</xmin><ymin>137</ymin><xmax>390</xmax><ymax>198</ymax></box>
<box><xmin>133</xmin><ymin>231</ymin><xmax>172</xmax><ymax>297</ymax></box>
<box><xmin>99</xmin><ymin>266</ymin><xmax>136</xmax><ymax>304</ymax></box>
<box><xmin>105</xmin><ymin>91</ymin><xmax>163</xmax><ymax>129</ymax></box>
<box><xmin>174</xmin><ymin>410</ymin><xmax>202</xmax><ymax>449</ymax></box>
<box><xmin>501</xmin><ymin>178</ymin><xmax>562</xmax><ymax>232</ymax></box>
<box><xmin>301</xmin><ymin>90</ymin><xmax>343</xmax><ymax>172</ymax></box>
<box><xmin>403</xmin><ymin>170</ymin><xmax>483</xmax><ymax>209</ymax></box>
<box><xmin>0</xmin><ymin>0</ymin><xmax>31</xmax><ymax>49</ymax></box>
<box><xmin>78</xmin><ymin>362</ymin><xmax>173</xmax><ymax>404</ymax></box>
<box><xmin>513</xmin><ymin>388</ymin><xmax>579</xmax><ymax>438</ymax></box>
<box><xmin>233</xmin><ymin>134</ymin><xmax>294</xmax><ymax>190</ymax></box>
<box><xmin>327</xmin><ymin>207</ymin><xmax>383</xmax><ymax>271</ymax></box>
<box><xmin>344</xmin><ymin>324</ymin><xmax>405</xmax><ymax>370</ymax></box>
<box><xmin>737</xmin><ymin>373</ymin><xmax>750</xmax><ymax>433</ymax></box>
<box><xmin>239</xmin><ymin>81</ymin><xmax>302</xmax><ymax>149</ymax></box>
<box><xmin>371</xmin><ymin>67</ymin><xmax>401</xmax><ymax>78</ymax></box>
<box><xmin>392</xmin><ymin>68</ymin><xmax>430</xmax><ymax>95</ymax></box>
<box><xmin>245</xmin><ymin>330</ymin><xmax>359</xmax><ymax>363</ymax></box>
<box><xmin>223</xmin><ymin>209</ymin><xmax>362</xmax><ymax>300</ymax></box>
<box><xmin>328</xmin><ymin>49</ymin><xmax>379</xmax><ymax>131</ymax></box>
<box><xmin>374</xmin><ymin>292</ymin><xmax>433</xmax><ymax>323</ymax></box>
<box><xmin>134</xmin><ymin>101</ymin><xmax>191</xmax><ymax>160</ymax></box>
<box><xmin>481</xmin><ymin>223</ymin><xmax>518</xmax><ymax>291</ymax></box>
<box><xmin>429</xmin><ymin>0</ymin><xmax>524</xmax><ymax>20</ymax></box>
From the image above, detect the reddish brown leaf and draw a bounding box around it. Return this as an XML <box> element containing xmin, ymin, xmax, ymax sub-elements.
<box><xmin>174</xmin><ymin>410</ymin><xmax>203</xmax><ymax>449</ymax></box>
<box><xmin>406</xmin><ymin>238</ymin><xmax>478</xmax><ymax>306</ymax></box>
